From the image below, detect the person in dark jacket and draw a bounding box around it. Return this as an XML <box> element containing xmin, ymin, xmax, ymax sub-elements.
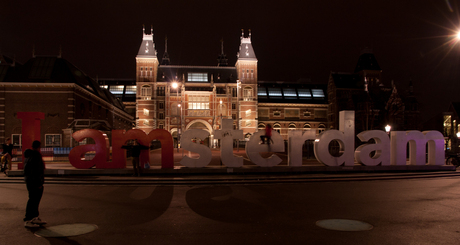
<box><xmin>122</xmin><ymin>139</ymin><xmax>149</xmax><ymax>176</ymax></box>
<box><xmin>1</xmin><ymin>137</ymin><xmax>13</xmax><ymax>174</ymax></box>
<box><xmin>23</xmin><ymin>140</ymin><xmax>47</xmax><ymax>228</ymax></box>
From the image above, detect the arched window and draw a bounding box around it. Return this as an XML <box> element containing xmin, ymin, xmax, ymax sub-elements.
<box><xmin>258</xmin><ymin>123</ymin><xmax>266</xmax><ymax>131</ymax></box>
<box><xmin>303</xmin><ymin>123</ymin><xmax>311</xmax><ymax>130</ymax></box>
<box><xmin>288</xmin><ymin>123</ymin><xmax>296</xmax><ymax>130</ymax></box>
<box><xmin>273</xmin><ymin>122</ymin><xmax>281</xmax><ymax>133</ymax></box>
<box><xmin>318</xmin><ymin>124</ymin><xmax>326</xmax><ymax>134</ymax></box>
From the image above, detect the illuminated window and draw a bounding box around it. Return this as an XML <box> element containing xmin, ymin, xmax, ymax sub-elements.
<box><xmin>125</xmin><ymin>86</ymin><xmax>136</xmax><ymax>94</ymax></box>
<box><xmin>141</xmin><ymin>85</ymin><xmax>151</xmax><ymax>99</ymax></box>
<box><xmin>45</xmin><ymin>134</ymin><xmax>61</xmax><ymax>147</ymax></box>
<box><xmin>12</xmin><ymin>134</ymin><xmax>22</xmax><ymax>146</ymax></box>
<box><xmin>144</xmin><ymin>120</ymin><xmax>149</xmax><ymax>126</ymax></box>
<box><xmin>243</xmin><ymin>87</ymin><xmax>253</xmax><ymax>101</ymax></box>
<box><xmin>283</xmin><ymin>88</ymin><xmax>297</xmax><ymax>99</ymax></box>
<box><xmin>188</xmin><ymin>95</ymin><xmax>209</xmax><ymax>109</ymax></box>
<box><xmin>246</xmin><ymin>109</ymin><xmax>251</xmax><ymax>117</ymax></box>
<box><xmin>100</xmin><ymin>85</ymin><xmax>108</xmax><ymax>89</ymax></box>
<box><xmin>245</xmin><ymin>120</ymin><xmax>251</xmax><ymax>127</ymax></box>
<box><xmin>298</xmin><ymin>89</ymin><xmax>312</xmax><ymax>98</ymax></box>
<box><xmin>143</xmin><ymin>109</ymin><xmax>149</xmax><ymax>116</ymax></box>
<box><xmin>311</xmin><ymin>89</ymin><xmax>325</xmax><ymax>98</ymax></box>
<box><xmin>109</xmin><ymin>85</ymin><xmax>124</xmax><ymax>94</ymax></box>
<box><xmin>187</xmin><ymin>73</ymin><xmax>208</xmax><ymax>82</ymax></box>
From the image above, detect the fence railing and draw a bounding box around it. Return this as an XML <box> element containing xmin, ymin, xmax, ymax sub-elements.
<box><xmin>12</xmin><ymin>147</ymin><xmax>74</xmax><ymax>162</ymax></box>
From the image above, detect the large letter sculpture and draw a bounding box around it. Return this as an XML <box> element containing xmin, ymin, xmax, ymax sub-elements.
<box><xmin>246</xmin><ymin>130</ymin><xmax>285</xmax><ymax>167</ymax></box>
<box><xmin>390</xmin><ymin>130</ymin><xmax>444</xmax><ymax>165</ymax></box>
<box><xmin>288</xmin><ymin>130</ymin><xmax>316</xmax><ymax>166</ymax></box>
<box><xmin>69</xmin><ymin>129</ymin><xmax>110</xmax><ymax>168</ymax></box>
<box><xmin>180</xmin><ymin>129</ymin><xmax>212</xmax><ymax>168</ymax></box>
<box><xmin>113</xmin><ymin>129</ymin><xmax>174</xmax><ymax>169</ymax></box>
<box><xmin>17</xmin><ymin>112</ymin><xmax>45</xmax><ymax>169</ymax></box>
<box><xmin>214</xmin><ymin>119</ymin><xmax>244</xmax><ymax>167</ymax></box>
<box><xmin>314</xmin><ymin>111</ymin><xmax>355</xmax><ymax>166</ymax></box>
<box><xmin>354</xmin><ymin>130</ymin><xmax>390</xmax><ymax>166</ymax></box>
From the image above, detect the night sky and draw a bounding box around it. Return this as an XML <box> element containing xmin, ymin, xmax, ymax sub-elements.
<box><xmin>2</xmin><ymin>0</ymin><xmax>460</xmax><ymax>123</ymax></box>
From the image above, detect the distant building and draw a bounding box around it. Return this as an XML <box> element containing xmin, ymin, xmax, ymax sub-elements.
<box><xmin>328</xmin><ymin>50</ymin><xmax>420</xmax><ymax>133</ymax></box>
<box><xmin>129</xmin><ymin>28</ymin><xmax>328</xmax><ymax>148</ymax></box>
<box><xmin>0</xmin><ymin>55</ymin><xmax>133</xmax><ymax>147</ymax></box>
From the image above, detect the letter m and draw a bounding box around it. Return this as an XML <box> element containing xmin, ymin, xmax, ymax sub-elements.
<box><xmin>390</xmin><ymin>130</ymin><xmax>444</xmax><ymax>166</ymax></box>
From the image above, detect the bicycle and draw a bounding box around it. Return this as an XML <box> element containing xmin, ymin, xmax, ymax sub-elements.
<box><xmin>446</xmin><ymin>153</ymin><xmax>460</xmax><ymax>168</ymax></box>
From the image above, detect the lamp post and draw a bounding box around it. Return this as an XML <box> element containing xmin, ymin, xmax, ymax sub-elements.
<box><xmin>236</xmin><ymin>80</ymin><xmax>241</xmax><ymax>151</ymax></box>
<box><xmin>178</xmin><ymin>104</ymin><xmax>182</xmax><ymax>152</ymax></box>
<box><xmin>385</xmin><ymin>124</ymin><xmax>391</xmax><ymax>135</ymax></box>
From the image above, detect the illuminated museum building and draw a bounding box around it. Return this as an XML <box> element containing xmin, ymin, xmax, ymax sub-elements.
<box><xmin>0</xmin><ymin>28</ymin><xmax>420</xmax><ymax>149</ymax></box>
<box><xmin>0</xmin><ymin>54</ymin><xmax>133</xmax><ymax>147</ymax></box>
<box><xmin>123</xmin><ymin>28</ymin><xmax>329</xmax><ymax>147</ymax></box>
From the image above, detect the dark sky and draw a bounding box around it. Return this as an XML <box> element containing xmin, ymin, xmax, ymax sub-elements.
<box><xmin>2</xmin><ymin>0</ymin><xmax>460</xmax><ymax>122</ymax></box>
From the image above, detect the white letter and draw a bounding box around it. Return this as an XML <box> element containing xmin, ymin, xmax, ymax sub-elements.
<box><xmin>390</xmin><ymin>130</ymin><xmax>444</xmax><ymax>166</ymax></box>
<box><xmin>288</xmin><ymin>130</ymin><xmax>316</xmax><ymax>166</ymax></box>
<box><xmin>214</xmin><ymin>119</ymin><xmax>244</xmax><ymax>167</ymax></box>
<box><xmin>314</xmin><ymin>111</ymin><xmax>355</xmax><ymax>166</ymax></box>
<box><xmin>180</xmin><ymin>129</ymin><xmax>212</xmax><ymax>168</ymax></box>
<box><xmin>246</xmin><ymin>130</ymin><xmax>284</xmax><ymax>167</ymax></box>
<box><xmin>355</xmin><ymin>130</ymin><xmax>390</xmax><ymax>166</ymax></box>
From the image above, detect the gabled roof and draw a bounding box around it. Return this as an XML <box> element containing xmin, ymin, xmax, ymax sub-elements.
<box><xmin>330</xmin><ymin>72</ymin><xmax>363</xmax><ymax>89</ymax></box>
<box><xmin>354</xmin><ymin>51</ymin><xmax>381</xmax><ymax>73</ymax></box>
<box><xmin>157</xmin><ymin>65</ymin><xmax>237</xmax><ymax>84</ymax></box>
<box><xmin>236</xmin><ymin>30</ymin><xmax>257</xmax><ymax>61</ymax></box>
<box><xmin>2</xmin><ymin>56</ymin><xmax>125</xmax><ymax>110</ymax></box>
<box><xmin>137</xmin><ymin>27</ymin><xmax>157</xmax><ymax>58</ymax></box>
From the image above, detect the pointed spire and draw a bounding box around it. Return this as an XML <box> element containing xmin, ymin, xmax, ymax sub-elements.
<box><xmin>143</xmin><ymin>24</ymin><xmax>145</xmax><ymax>33</ymax></box>
<box><xmin>249</xmin><ymin>29</ymin><xmax>251</xmax><ymax>39</ymax></box>
<box><xmin>217</xmin><ymin>38</ymin><xmax>228</xmax><ymax>66</ymax></box>
<box><xmin>151</xmin><ymin>25</ymin><xmax>153</xmax><ymax>35</ymax></box>
<box><xmin>161</xmin><ymin>35</ymin><xmax>170</xmax><ymax>65</ymax></box>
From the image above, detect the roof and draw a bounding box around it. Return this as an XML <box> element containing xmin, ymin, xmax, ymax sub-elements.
<box><xmin>236</xmin><ymin>30</ymin><xmax>257</xmax><ymax>61</ymax></box>
<box><xmin>2</xmin><ymin>56</ymin><xmax>125</xmax><ymax>111</ymax></box>
<box><xmin>257</xmin><ymin>81</ymin><xmax>327</xmax><ymax>104</ymax></box>
<box><xmin>137</xmin><ymin>29</ymin><xmax>157</xmax><ymax>58</ymax></box>
<box><xmin>157</xmin><ymin>65</ymin><xmax>237</xmax><ymax>84</ymax></box>
<box><xmin>330</xmin><ymin>72</ymin><xmax>363</xmax><ymax>89</ymax></box>
<box><xmin>354</xmin><ymin>52</ymin><xmax>381</xmax><ymax>73</ymax></box>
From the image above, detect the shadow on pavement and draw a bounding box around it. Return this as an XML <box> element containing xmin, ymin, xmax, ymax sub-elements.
<box><xmin>185</xmin><ymin>186</ymin><xmax>268</xmax><ymax>223</ymax></box>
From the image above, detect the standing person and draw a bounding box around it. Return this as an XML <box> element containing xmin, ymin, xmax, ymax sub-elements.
<box><xmin>122</xmin><ymin>139</ymin><xmax>149</xmax><ymax>176</ymax></box>
<box><xmin>1</xmin><ymin>137</ymin><xmax>13</xmax><ymax>174</ymax></box>
<box><xmin>23</xmin><ymin>140</ymin><xmax>46</xmax><ymax>228</ymax></box>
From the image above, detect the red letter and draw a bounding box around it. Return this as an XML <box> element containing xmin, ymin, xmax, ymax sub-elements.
<box><xmin>112</xmin><ymin>129</ymin><xmax>174</xmax><ymax>169</ymax></box>
<box><xmin>17</xmin><ymin>112</ymin><xmax>45</xmax><ymax>169</ymax></box>
<box><xmin>69</xmin><ymin>129</ymin><xmax>110</xmax><ymax>169</ymax></box>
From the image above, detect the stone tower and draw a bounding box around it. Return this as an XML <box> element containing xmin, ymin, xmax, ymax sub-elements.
<box><xmin>235</xmin><ymin>29</ymin><xmax>258</xmax><ymax>135</ymax></box>
<box><xmin>136</xmin><ymin>26</ymin><xmax>159</xmax><ymax>133</ymax></box>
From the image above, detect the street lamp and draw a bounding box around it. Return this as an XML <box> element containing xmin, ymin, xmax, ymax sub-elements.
<box><xmin>171</xmin><ymin>81</ymin><xmax>178</xmax><ymax>96</ymax></box>
<box><xmin>177</xmin><ymin>103</ymin><xmax>182</xmax><ymax>151</ymax></box>
<box><xmin>385</xmin><ymin>125</ymin><xmax>391</xmax><ymax>134</ymax></box>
